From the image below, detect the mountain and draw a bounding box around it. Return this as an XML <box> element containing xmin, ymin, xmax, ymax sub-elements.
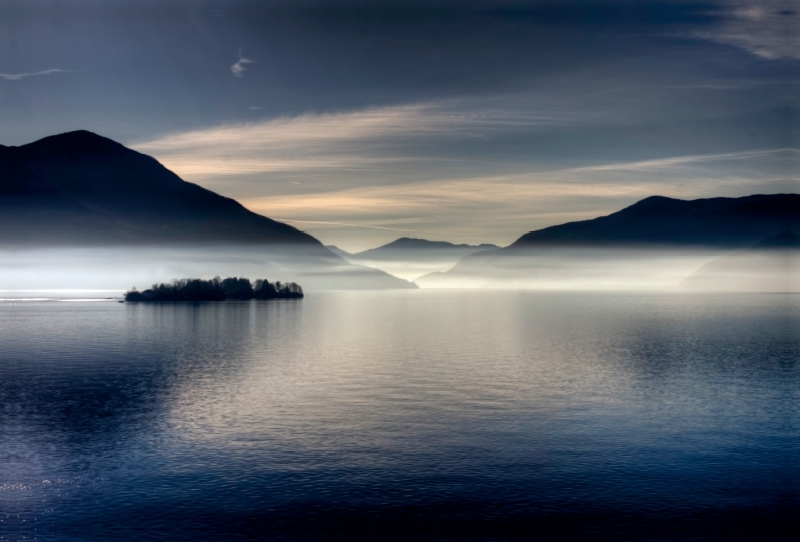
<box><xmin>417</xmin><ymin>194</ymin><xmax>800</xmax><ymax>290</ymax></box>
<box><xmin>0</xmin><ymin>131</ymin><xmax>415</xmax><ymax>290</ymax></box>
<box><xmin>1</xmin><ymin>130</ymin><xmax>320</xmax><ymax>246</ymax></box>
<box><xmin>343</xmin><ymin>237</ymin><xmax>500</xmax><ymax>281</ymax></box>
<box><xmin>353</xmin><ymin>238</ymin><xmax>499</xmax><ymax>259</ymax></box>
<box><xmin>680</xmin><ymin>231</ymin><xmax>800</xmax><ymax>292</ymax></box>
<box><xmin>325</xmin><ymin>245</ymin><xmax>354</xmax><ymax>259</ymax></box>
<box><xmin>512</xmin><ymin>194</ymin><xmax>800</xmax><ymax>248</ymax></box>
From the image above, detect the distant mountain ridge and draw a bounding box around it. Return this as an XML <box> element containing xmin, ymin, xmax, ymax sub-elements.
<box><xmin>325</xmin><ymin>246</ymin><xmax>355</xmax><ymax>259</ymax></box>
<box><xmin>353</xmin><ymin>237</ymin><xmax>499</xmax><ymax>259</ymax></box>
<box><xmin>417</xmin><ymin>194</ymin><xmax>800</xmax><ymax>289</ymax></box>
<box><xmin>512</xmin><ymin>194</ymin><xmax>800</xmax><ymax>248</ymax></box>
<box><xmin>330</xmin><ymin>237</ymin><xmax>500</xmax><ymax>281</ymax></box>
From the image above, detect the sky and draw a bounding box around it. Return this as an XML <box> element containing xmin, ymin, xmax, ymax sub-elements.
<box><xmin>1</xmin><ymin>0</ymin><xmax>798</xmax><ymax>251</ymax></box>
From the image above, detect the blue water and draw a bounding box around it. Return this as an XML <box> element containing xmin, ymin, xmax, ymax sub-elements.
<box><xmin>1</xmin><ymin>291</ymin><xmax>798</xmax><ymax>540</ymax></box>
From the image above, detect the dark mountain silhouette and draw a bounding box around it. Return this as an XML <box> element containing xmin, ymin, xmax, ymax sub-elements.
<box><xmin>680</xmin><ymin>231</ymin><xmax>800</xmax><ymax>292</ymax></box>
<box><xmin>512</xmin><ymin>194</ymin><xmax>800</xmax><ymax>248</ymax></box>
<box><xmin>417</xmin><ymin>194</ymin><xmax>800</xmax><ymax>289</ymax></box>
<box><xmin>0</xmin><ymin>130</ymin><xmax>320</xmax><ymax>246</ymax></box>
<box><xmin>0</xmin><ymin>131</ymin><xmax>415</xmax><ymax>290</ymax></box>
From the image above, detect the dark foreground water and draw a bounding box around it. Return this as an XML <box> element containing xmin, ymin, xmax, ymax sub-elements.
<box><xmin>1</xmin><ymin>291</ymin><xmax>798</xmax><ymax>541</ymax></box>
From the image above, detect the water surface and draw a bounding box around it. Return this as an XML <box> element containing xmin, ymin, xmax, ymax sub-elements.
<box><xmin>1</xmin><ymin>291</ymin><xmax>798</xmax><ymax>540</ymax></box>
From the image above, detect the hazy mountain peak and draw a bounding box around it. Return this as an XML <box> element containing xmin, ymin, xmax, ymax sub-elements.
<box><xmin>345</xmin><ymin>237</ymin><xmax>501</xmax><ymax>281</ymax></box>
<box><xmin>357</xmin><ymin>237</ymin><xmax>499</xmax><ymax>254</ymax></box>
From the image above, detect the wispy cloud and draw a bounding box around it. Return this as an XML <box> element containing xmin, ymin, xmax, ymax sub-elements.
<box><xmin>239</xmin><ymin>148</ymin><xmax>795</xmax><ymax>250</ymax></box>
<box><xmin>694</xmin><ymin>0</ymin><xmax>799</xmax><ymax>59</ymax></box>
<box><xmin>276</xmin><ymin>219</ymin><xmax>416</xmax><ymax>232</ymax></box>
<box><xmin>0</xmin><ymin>69</ymin><xmax>72</xmax><ymax>81</ymax></box>
<box><xmin>572</xmin><ymin>149</ymin><xmax>799</xmax><ymax>172</ymax></box>
<box><xmin>133</xmin><ymin>102</ymin><xmax>579</xmax><ymax>178</ymax></box>
<box><xmin>132</xmin><ymin>103</ymin><xmax>796</xmax><ymax>250</ymax></box>
<box><xmin>135</xmin><ymin>104</ymin><xmax>440</xmax><ymax>176</ymax></box>
<box><xmin>133</xmin><ymin>103</ymin><xmax>794</xmax><ymax>192</ymax></box>
<box><xmin>231</xmin><ymin>47</ymin><xmax>255</xmax><ymax>77</ymax></box>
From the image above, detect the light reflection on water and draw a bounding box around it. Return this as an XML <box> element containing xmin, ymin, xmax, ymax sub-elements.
<box><xmin>0</xmin><ymin>291</ymin><xmax>798</xmax><ymax>540</ymax></box>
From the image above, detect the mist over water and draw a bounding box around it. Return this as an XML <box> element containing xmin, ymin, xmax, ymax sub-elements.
<box><xmin>0</xmin><ymin>244</ymin><xmax>415</xmax><ymax>292</ymax></box>
<box><xmin>346</xmin><ymin>256</ymin><xmax>465</xmax><ymax>282</ymax></box>
<box><xmin>3</xmin><ymin>245</ymin><xmax>796</xmax><ymax>293</ymax></box>
<box><xmin>1</xmin><ymin>291</ymin><xmax>798</xmax><ymax>540</ymax></box>
<box><xmin>415</xmin><ymin>248</ymin><xmax>712</xmax><ymax>289</ymax></box>
<box><xmin>415</xmin><ymin>247</ymin><xmax>800</xmax><ymax>291</ymax></box>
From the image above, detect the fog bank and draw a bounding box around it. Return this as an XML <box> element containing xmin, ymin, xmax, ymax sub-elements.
<box><xmin>0</xmin><ymin>245</ymin><xmax>416</xmax><ymax>291</ymax></box>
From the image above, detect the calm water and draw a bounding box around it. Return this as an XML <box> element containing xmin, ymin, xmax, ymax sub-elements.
<box><xmin>1</xmin><ymin>291</ymin><xmax>798</xmax><ymax>541</ymax></box>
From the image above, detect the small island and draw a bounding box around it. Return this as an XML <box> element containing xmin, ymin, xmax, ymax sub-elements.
<box><xmin>124</xmin><ymin>277</ymin><xmax>304</xmax><ymax>302</ymax></box>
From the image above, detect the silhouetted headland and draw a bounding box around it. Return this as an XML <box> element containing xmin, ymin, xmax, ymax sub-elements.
<box><xmin>125</xmin><ymin>277</ymin><xmax>303</xmax><ymax>302</ymax></box>
<box><xmin>415</xmin><ymin>195</ymin><xmax>800</xmax><ymax>289</ymax></box>
<box><xmin>0</xmin><ymin>130</ymin><xmax>416</xmax><ymax>291</ymax></box>
<box><xmin>511</xmin><ymin>194</ymin><xmax>800</xmax><ymax>248</ymax></box>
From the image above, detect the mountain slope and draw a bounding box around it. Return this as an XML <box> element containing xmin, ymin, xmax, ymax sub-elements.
<box><xmin>418</xmin><ymin>194</ymin><xmax>800</xmax><ymax>289</ymax></box>
<box><xmin>680</xmin><ymin>231</ymin><xmax>800</xmax><ymax>292</ymax></box>
<box><xmin>0</xmin><ymin>131</ymin><xmax>317</xmax><ymax>246</ymax></box>
<box><xmin>512</xmin><ymin>194</ymin><xmax>800</xmax><ymax>248</ymax></box>
<box><xmin>325</xmin><ymin>245</ymin><xmax>354</xmax><ymax>259</ymax></box>
<box><xmin>0</xmin><ymin>131</ymin><xmax>415</xmax><ymax>290</ymax></box>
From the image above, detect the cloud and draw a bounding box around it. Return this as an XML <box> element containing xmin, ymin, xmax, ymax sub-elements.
<box><xmin>131</xmin><ymin>102</ymin><xmax>797</xmax><ymax>250</ymax></box>
<box><xmin>231</xmin><ymin>47</ymin><xmax>255</xmax><ymax>77</ymax></box>
<box><xmin>0</xmin><ymin>69</ymin><xmax>72</xmax><ymax>81</ymax></box>
<box><xmin>694</xmin><ymin>0</ymin><xmax>799</xmax><ymax>59</ymax></box>
<box><xmin>276</xmin><ymin>219</ymin><xmax>416</xmax><ymax>232</ymax></box>
<box><xmin>133</xmin><ymin>101</ymin><xmax>581</xmax><ymax>178</ymax></box>
<box><xmin>133</xmin><ymin>101</ymin><xmax>793</xmax><ymax>192</ymax></box>
<box><xmin>231</xmin><ymin>57</ymin><xmax>254</xmax><ymax>77</ymax></box>
<box><xmin>572</xmin><ymin>148</ymin><xmax>798</xmax><ymax>172</ymax></box>
<box><xmin>237</xmin><ymin>149</ymin><xmax>797</xmax><ymax>250</ymax></box>
<box><xmin>135</xmin><ymin>104</ymin><xmax>440</xmax><ymax>175</ymax></box>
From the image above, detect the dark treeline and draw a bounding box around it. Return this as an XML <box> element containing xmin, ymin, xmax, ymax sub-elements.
<box><xmin>125</xmin><ymin>277</ymin><xmax>303</xmax><ymax>302</ymax></box>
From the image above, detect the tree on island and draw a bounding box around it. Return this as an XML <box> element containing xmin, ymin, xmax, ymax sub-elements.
<box><xmin>253</xmin><ymin>278</ymin><xmax>304</xmax><ymax>299</ymax></box>
<box><xmin>222</xmin><ymin>277</ymin><xmax>254</xmax><ymax>299</ymax></box>
<box><xmin>125</xmin><ymin>277</ymin><xmax>303</xmax><ymax>302</ymax></box>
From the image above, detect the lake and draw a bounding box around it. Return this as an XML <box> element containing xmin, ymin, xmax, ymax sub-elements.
<box><xmin>1</xmin><ymin>291</ymin><xmax>798</xmax><ymax>540</ymax></box>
